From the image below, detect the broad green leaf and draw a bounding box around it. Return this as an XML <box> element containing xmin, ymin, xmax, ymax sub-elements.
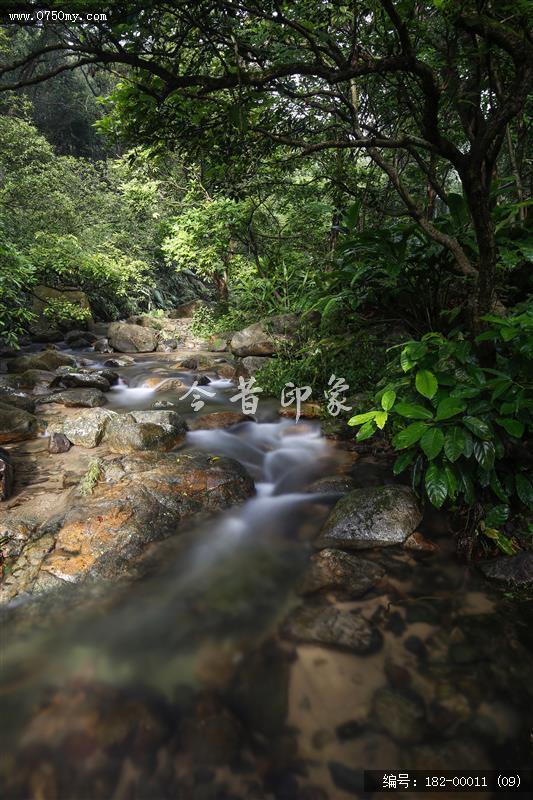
<box><xmin>425</xmin><ymin>463</ymin><xmax>448</xmax><ymax>508</ymax></box>
<box><xmin>485</xmin><ymin>505</ymin><xmax>509</xmax><ymax>528</ymax></box>
<box><xmin>392</xmin><ymin>422</ymin><xmax>427</xmax><ymax>449</ymax></box>
<box><xmin>356</xmin><ymin>420</ymin><xmax>376</xmax><ymax>441</ymax></box>
<box><xmin>393</xmin><ymin>450</ymin><xmax>415</xmax><ymax>475</ymax></box>
<box><xmin>348</xmin><ymin>411</ymin><xmax>376</xmax><ymax>426</ymax></box>
<box><xmin>444</xmin><ymin>465</ymin><xmax>458</xmax><ymax>499</ymax></box>
<box><xmin>375</xmin><ymin>411</ymin><xmax>388</xmax><ymax>429</ymax></box>
<box><xmin>400</xmin><ymin>341</ymin><xmax>428</xmax><ymax>372</ymax></box>
<box><xmin>515</xmin><ymin>474</ymin><xmax>533</xmax><ymax>508</ymax></box>
<box><xmin>435</xmin><ymin>397</ymin><xmax>466</xmax><ymax>421</ymax></box>
<box><xmin>394</xmin><ymin>402</ymin><xmax>433</xmax><ymax>420</ymax></box>
<box><xmin>444</xmin><ymin>426</ymin><xmax>467</xmax><ymax>462</ymax></box>
<box><xmin>490</xmin><ymin>472</ymin><xmax>509</xmax><ymax>503</ymax></box>
<box><xmin>415</xmin><ymin>369</ymin><xmax>438</xmax><ymax>399</ymax></box>
<box><xmin>381</xmin><ymin>389</ymin><xmax>396</xmax><ymax>411</ymax></box>
<box><xmin>496</xmin><ymin>418</ymin><xmax>524</xmax><ymax>438</ymax></box>
<box><xmin>420</xmin><ymin>427</ymin><xmax>445</xmax><ymax>459</ymax></box>
<box><xmin>463</xmin><ymin>415</ymin><xmax>491</xmax><ymax>439</ymax></box>
<box><xmin>473</xmin><ymin>440</ymin><xmax>495</xmax><ymax>470</ymax></box>
<box><xmin>483</xmin><ymin>528</ymin><xmax>517</xmax><ymax>556</ymax></box>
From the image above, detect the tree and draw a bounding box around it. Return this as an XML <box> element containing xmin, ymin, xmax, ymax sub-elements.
<box><xmin>1</xmin><ymin>1</ymin><xmax>530</xmax><ymax>325</ymax></box>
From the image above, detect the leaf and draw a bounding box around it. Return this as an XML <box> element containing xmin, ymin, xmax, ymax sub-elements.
<box><xmin>515</xmin><ymin>474</ymin><xmax>533</xmax><ymax>508</ymax></box>
<box><xmin>444</xmin><ymin>427</ymin><xmax>467</xmax><ymax>462</ymax></box>
<box><xmin>435</xmin><ymin>397</ymin><xmax>466</xmax><ymax>421</ymax></box>
<box><xmin>415</xmin><ymin>369</ymin><xmax>438</xmax><ymax>399</ymax></box>
<box><xmin>490</xmin><ymin>472</ymin><xmax>509</xmax><ymax>503</ymax></box>
<box><xmin>400</xmin><ymin>341</ymin><xmax>427</xmax><ymax>372</ymax></box>
<box><xmin>392</xmin><ymin>422</ymin><xmax>427</xmax><ymax>449</ymax></box>
<box><xmin>447</xmin><ymin>192</ymin><xmax>470</xmax><ymax>227</ymax></box>
<box><xmin>348</xmin><ymin>411</ymin><xmax>376</xmax><ymax>426</ymax></box>
<box><xmin>444</xmin><ymin>465</ymin><xmax>458</xmax><ymax>499</ymax></box>
<box><xmin>356</xmin><ymin>420</ymin><xmax>376</xmax><ymax>441</ymax></box>
<box><xmin>393</xmin><ymin>450</ymin><xmax>415</xmax><ymax>475</ymax></box>
<box><xmin>381</xmin><ymin>389</ymin><xmax>396</xmax><ymax>411</ymax></box>
<box><xmin>485</xmin><ymin>505</ymin><xmax>510</xmax><ymax>528</ymax></box>
<box><xmin>483</xmin><ymin>528</ymin><xmax>517</xmax><ymax>556</ymax></box>
<box><xmin>425</xmin><ymin>463</ymin><xmax>448</xmax><ymax>508</ymax></box>
<box><xmin>473</xmin><ymin>440</ymin><xmax>496</xmax><ymax>470</ymax></box>
<box><xmin>463</xmin><ymin>416</ymin><xmax>491</xmax><ymax>439</ymax></box>
<box><xmin>373</xmin><ymin>411</ymin><xmax>387</xmax><ymax>430</ymax></box>
<box><xmin>496</xmin><ymin>418</ymin><xmax>525</xmax><ymax>438</ymax></box>
<box><xmin>420</xmin><ymin>427</ymin><xmax>445</xmax><ymax>459</ymax></box>
<box><xmin>394</xmin><ymin>402</ymin><xmax>434</xmax><ymax>420</ymax></box>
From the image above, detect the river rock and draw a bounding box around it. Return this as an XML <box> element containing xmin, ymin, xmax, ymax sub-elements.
<box><xmin>37</xmin><ymin>388</ymin><xmax>108</xmax><ymax>408</ymax></box>
<box><xmin>281</xmin><ymin>603</ymin><xmax>382</xmax><ymax>653</ymax></box>
<box><xmin>299</xmin><ymin>549</ymin><xmax>385</xmax><ymax>597</ymax></box>
<box><xmin>316</xmin><ymin>485</ymin><xmax>422</xmax><ymax>550</ymax></box>
<box><xmin>154</xmin><ymin>377</ymin><xmax>188</xmax><ymax>393</ymax></box>
<box><xmin>108</xmin><ymin>321</ymin><xmax>158</xmax><ymax>353</ymax></box>
<box><xmin>240</xmin><ymin>355</ymin><xmax>271</xmax><ymax>376</ymax></box>
<box><xmin>104</xmin><ymin>356</ymin><xmax>134</xmax><ymax>367</ymax></box>
<box><xmin>0</xmin><ymin>390</ymin><xmax>35</xmax><ymax>413</ymax></box>
<box><xmin>0</xmin><ymin>402</ymin><xmax>39</xmax><ymax>444</ymax></box>
<box><xmin>55</xmin><ymin>372</ymin><xmax>111</xmax><ymax>391</ymax></box>
<box><xmin>9</xmin><ymin>350</ymin><xmax>76</xmax><ymax>372</ymax></box>
<box><xmin>62</xmin><ymin>408</ymin><xmax>115</xmax><ymax>448</ymax></box>
<box><xmin>125</xmin><ymin>314</ymin><xmax>160</xmax><ymax>328</ymax></box>
<box><xmin>104</xmin><ymin>410</ymin><xmax>187</xmax><ymax>453</ymax></box>
<box><xmin>156</xmin><ymin>338</ymin><xmax>178</xmax><ymax>352</ymax></box>
<box><xmin>190</xmin><ymin>411</ymin><xmax>249</xmax><ymax>431</ymax></box>
<box><xmin>33</xmin><ymin>451</ymin><xmax>254</xmax><ymax>587</ymax></box>
<box><xmin>64</xmin><ymin>329</ymin><xmax>97</xmax><ymax>346</ymax></box>
<box><xmin>208</xmin><ymin>334</ymin><xmax>230</xmax><ymax>352</ymax></box>
<box><xmin>48</xmin><ymin>432</ymin><xmax>71</xmax><ymax>454</ymax></box>
<box><xmin>304</xmin><ymin>475</ymin><xmax>357</xmax><ymax>495</ymax></box>
<box><xmin>8</xmin><ymin>369</ymin><xmax>57</xmax><ymax>394</ymax></box>
<box><xmin>215</xmin><ymin>362</ymin><xmax>237</xmax><ymax>380</ymax></box>
<box><xmin>93</xmin><ymin>337</ymin><xmax>113</xmax><ymax>353</ymax></box>
<box><xmin>170</xmin><ymin>299</ymin><xmax>207</xmax><ymax>318</ymax></box>
<box><xmin>372</xmin><ymin>687</ymin><xmax>426</xmax><ymax>743</ymax></box>
<box><xmin>0</xmin><ymin>447</ymin><xmax>14</xmax><ymax>500</ymax></box>
<box><xmin>478</xmin><ymin>552</ymin><xmax>533</xmax><ymax>587</ymax></box>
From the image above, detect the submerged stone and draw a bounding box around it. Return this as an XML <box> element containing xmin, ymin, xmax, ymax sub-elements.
<box><xmin>299</xmin><ymin>548</ymin><xmax>384</xmax><ymax>597</ymax></box>
<box><xmin>281</xmin><ymin>603</ymin><xmax>382</xmax><ymax>653</ymax></box>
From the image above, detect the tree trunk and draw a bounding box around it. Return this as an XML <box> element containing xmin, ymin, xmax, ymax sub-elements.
<box><xmin>213</xmin><ymin>269</ymin><xmax>228</xmax><ymax>301</ymax></box>
<box><xmin>463</xmin><ymin>177</ymin><xmax>498</xmax><ymax>326</ymax></box>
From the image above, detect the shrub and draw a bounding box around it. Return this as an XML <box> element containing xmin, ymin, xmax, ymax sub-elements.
<box><xmin>0</xmin><ymin>243</ymin><xmax>36</xmax><ymax>347</ymax></box>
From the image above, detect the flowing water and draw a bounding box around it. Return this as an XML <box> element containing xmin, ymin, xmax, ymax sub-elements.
<box><xmin>1</xmin><ymin>352</ymin><xmax>532</xmax><ymax>800</ymax></box>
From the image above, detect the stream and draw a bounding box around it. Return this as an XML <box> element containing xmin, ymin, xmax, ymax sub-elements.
<box><xmin>1</xmin><ymin>349</ymin><xmax>532</xmax><ymax>800</ymax></box>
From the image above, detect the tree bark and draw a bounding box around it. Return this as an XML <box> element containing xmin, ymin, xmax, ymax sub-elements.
<box><xmin>463</xmin><ymin>177</ymin><xmax>498</xmax><ymax>324</ymax></box>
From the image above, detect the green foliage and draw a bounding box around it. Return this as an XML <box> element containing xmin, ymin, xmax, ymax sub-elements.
<box><xmin>43</xmin><ymin>297</ymin><xmax>91</xmax><ymax>328</ymax></box>
<box><xmin>79</xmin><ymin>459</ymin><xmax>103</xmax><ymax>496</ymax></box>
<box><xmin>0</xmin><ymin>242</ymin><xmax>35</xmax><ymax>347</ymax></box>
<box><xmin>348</xmin><ymin>313</ymin><xmax>533</xmax><ymax>545</ymax></box>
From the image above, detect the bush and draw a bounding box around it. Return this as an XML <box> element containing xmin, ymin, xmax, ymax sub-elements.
<box><xmin>0</xmin><ymin>243</ymin><xmax>35</xmax><ymax>347</ymax></box>
<box><xmin>348</xmin><ymin>307</ymin><xmax>533</xmax><ymax>552</ymax></box>
<box><xmin>43</xmin><ymin>297</ymin><xmax>91</xmax><ymax>329</ymax></box>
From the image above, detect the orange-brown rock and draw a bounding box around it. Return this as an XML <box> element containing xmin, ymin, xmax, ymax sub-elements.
<box><xmin>190</xmin><ymin>411</ymin><xmax>250</xmax><ymax>431</ymax></box>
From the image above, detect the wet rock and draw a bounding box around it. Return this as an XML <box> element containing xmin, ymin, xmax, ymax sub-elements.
<box><xmin>62</xmin><ymin>408</ymin><xmax>115</xmax><ymax>448</ymax></box>
<box><xmin>372</xmin><ymin>687</ymin><xmax>426</xmax><ymax>743</ymax></box>
<box><xmin>55</xmin><ymin>372</ymin><xmax>111</xmax><ymax>391</ymax></box>
<box><xmin>0</xmin><ymin>389</ymin><xmax>35</xmax><ymax>413</ymax></box>
<box><xmin>64</xmin><ymin>329</ymin><xmax>98</xmax><ymax>346</ymax></box>
<box><xmin>104</xmin><ymin>356</ymin><xmax>134</xmax><ymax>367</ymax></box>
<box><xmin>240</xmin><ymin>355</ymin><xmax>271</xmax><ymax>376</ymax></box>
<box><xmin>37</xmin><ymin>388</ymin><xmax>108</xmax><ymax>408</ymax></box>
<box><xmin>178</xmin><ymin>357</ymin><xmax>198</xmax><ymax>370</ymax></box>
<box><xmin>0</xmin><ymin>447</ymin><xmax>14</xmax><ymax>500</ymax></box>
<box><xmin>405</xmin><ymin>739</ymin><xmax>490</xmax><ymax>770</ymax></box>
<box><xmin>216</xmin><ymin>362</ymin><xmax>238</xmax><ymax>380</ymax></box>
<box><xmin>105</xmin><ymin>410</ymin><xmax>187</xmax><ymax>453</ymax></box>
<box><xmin>0</xmin><ymin>402</ymin><xmax>39</xmax><ymax>444</ymax></box>
<box><xmin>94</xmin><ymin>368</ymin><xmax>119</xmax><ymax>386</ymax></box>
<box><xmin>315</xmin><ymin>485</ymin><xmax>422</xmax><ymax>550</ymax></box>
<box><xmin>126</xmin><ymin>314</ymin><xmax>161</xmax><ymax>328</ymax></box>
<box><xmin>8</xmin><ymin>369</ymin><xmax>57</xmax><ymax>394</ymax></box>
<box><xmin>208</xmin><ymin>334</ymin><xmax>230</xmax><ymax>352</ymax></box>
<box><xmin>48</xmin><ymin>432</ymin><xmax>71</xmax><ymax>454</ymax></box>
<box><xmin>281</xmin><ymin>603</ymin><xmax>382</xmax><ymax>653</ymax></box>
<box><xmin>181</xmin><ymin>696</ymin><xmax>244</xmax><ymax>765</ymax></box>
<box><xmin>37</xmin><ymin>450</ymin><xmax>253</xmax><ymax>586</ymax></box>
<box><xmin>404</xmin><ymin>635</ymin><xmax>427</xmax><ymax>660</ymax></box>
<box><xmin>384</xmin><ymin>661</ymin><xmax>412</xmax><ymax>690</ymax></box>
<box><xmin>93</xmin><ymin>337</ymin><xmax>113</xmax><ymax>353</ymax></box>
<box><xmin>478</xmin><ymin>552</ymin><xmax>533</xmax><ymax>587</ymax></box>
<box><xmin>304</xmin><ymin>475</ymin><xmax>357</xmax><ymax>496</ymax></box>
<box><xmin>0</xmin><ymin>517</ymin><xmax>38</xmax><ymax>560</ymax></box>
<box><xmin>190</xmin><ymin>411</ymin><xmax>250</xmax><ymax>431</ymax></box>
<box><xmin>299</xmin><ymin>549</ymin><xmax>384</xmax><ymax>597</ymax></box>
<box><xmin>151</xmin><ymin>399</ymin><xmax>179</xmax><ymax>410</ymax></box>
<box><xmin>279</xmin><ymin>402</ymin><xmax>322</xmax><ymax>420</ymax></box>
<box><xmin>156</xmin><ymin>338</ymin><xmax>178</xmax><ymax>352</ymax></box>
<box><xmin>328</xmin><ymin>762</ymin><xmax>362</xmax><ymax>795</ymax></box>
<box><xmin>404</xmin><ymin>531</ymin><xmax>439</xmax><ymax>553</ymax></box>
<box><xmin>193</xmin><ymin>373</ymin><xmax>212</xmax><ymax>386</ymax></box>
<box><xmin>108</xmin><ymin>321</ymin><xmax>158</xmax><ymax>353</ymax></box>
<box><xmin>153</xmin><ymin>377</ymin><xmax>188</xmax><ymax>393</ymax></box>
<box><xmin>10</xmin><ymin>350</ymin><xmax>77</xmax><ymax>372</ymax></box>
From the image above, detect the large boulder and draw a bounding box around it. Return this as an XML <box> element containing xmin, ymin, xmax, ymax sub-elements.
<box><xmin>0</xmin><ymin>402</ymin><xmax>39</xmax><ymax>444</ymax></box>
<box><xmin>64</xmin><ymin>329</ymin><xmax>98</xmax><ymax>347</ymax></box>
<box><xmin>4</xmin><ymin>451</ymin><xmax>254</xmax><ymax>596</ymax></box>
<box><xmin>316</xmin><ymin>485</ymin><xmax>422</xmax><ymax>550</ymax></box>
<box><xmin>54</xmin><ymin>372</ymin><xmax>111</xmax><ymax>392</ymax></box>
<box><xmin>108</xmin><ymin>322</ymin><xmax>158</xmax><ymax>353</ymax></box>
<box><xmin>0</xmin><ymin>447</ymin><xmax>14</xmax><ymax>500</ymax></box>
<box><xmin>104</xmin><ymin>410</ymin><xmax>188</xmax><ymax>453</ymax></box>
<box><xmin>37</xmin><ymin>388</ymin><xmax>108</xmax><ymax>408</ymax></box>
<box><xmin>230</xmin><ymin>312</ymin><xmax>317</xmax><ymax>357</ymax></box>
<box><xmin>0</xmin><ymin>389</ymin><xmax>35</xmax><ymax>413</ymax></box>
<box><xmin>240</xmin><ymin>356</ymin><xmax>271</xmax><ymax>376</ymax></box>
<box><xmin>479</xmin><ymin>552</ymin><xmax>533</xmax><ymax>587</ymax></box>
<box><xmin>30</xmin><ymin>285</ymin><xmax>92</xmax><ymax>338</ymax></box>
<box><xmin>9</xmin><ymin>350</ymin><xmax>76</xmax><ymax>373</ymax></box>
<box><xmin>62</xmin><ymin>408</ymin><xmax>114</xmax><ymax>448</ymax></box>
<box><xmin>11</xmin><ymin>369</ymin><xmax>57</xmax><ymax>394</ymax></box>
<box><xmin>125</xmin><ymin>314</ymin><xmax>161</xmax><ymax>328</ymax></box>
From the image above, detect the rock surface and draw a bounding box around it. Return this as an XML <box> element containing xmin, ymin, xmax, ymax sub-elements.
<box><xmin>10</xmin><ymin>350</ymin><xmax>76</xmax><ymax>372</ymax></box>
<box><xmin>104</xmin><ymin>410</ymin><xmax>188</xmax><ymax>453</ymax></box>
<box><xmin>372</xmin><ymin>687</ymin><xmax>426</xmax><ymax>743</ymax></box>
<box><xmin>62</xmin><ymin>408</ymin><xmax>115</xmax><ymax>447</ymax></box>
<box><xmin>479</xmin><ymin>552</ymin><xmax>533</xmax><ymax>587</ymax></box>
<box><xmin>190</xmin><ymin>411</ymin><xmax>249</xmax><ymax>431</ymax></box>
<box><xmin>55</xmin><ymin>372</ymin><xmax>111</xmax><ymax>391</ymax></box>
<box><xmin>2</xmin><ymin>451</ymin><xmax>254</xmax><ymax>598</ymax></box>
<box><xmin>0</xmin><ymin>402</ymin><xmax>39</xmax><ymax>444</ymax></box>
<box><xmin>108</xmin><ymin>321</ymin><xmax>158</xmax><ymax>353</ymax></box>
<box><xmin>0</xmin><ymin>447</ymin><xmax>14</xmax><ymax>500</ymax></box>
<box><xmin>281</xmin><ymin>603</ymin><xmax>382</xmax><ymax>653</ymax></box>
<box><xmin>48</xmin><ymin>432</ymin><xmax>71</xmax><ymax>454</ymax></box>
<box><xmin>299</xmin><ymin>549</ymin><xmax>385</xmax><ymax>597</ymax></box>
<box><xmin>38</xmin><ymin>388</ymin><xmax>108</xmax><ymax>408</ymax></box>
<box><xmin>316</xmin><ymin>485</ymin><xmax>422</xmax><ymax>550</ymax></box>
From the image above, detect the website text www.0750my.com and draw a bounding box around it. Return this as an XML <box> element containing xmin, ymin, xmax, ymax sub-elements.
<box><xmin>6</xmin><ymin>9</ymin><xmax>107</xmax><ymax>23</ymax></box>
